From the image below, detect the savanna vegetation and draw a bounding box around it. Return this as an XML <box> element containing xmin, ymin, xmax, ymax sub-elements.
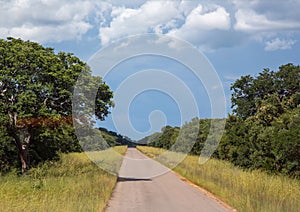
<box><xmin>0</xmin><ymin>37</ymin><xmax>130</xmax><ymax>211</ymax></box>
<box><xmin>137</xmin><ymin>146</ymin><xmax>300</xmax><ymax>212</ymax></box>
<box><xmin>139</xmin><ymin>63</ymin><xmax>300</xmax><ymax>178</ymax></box>
<box><xmin>0</xmin><ymin>146</ymin><xmax>127</xmax><ymax>212</ymax></box>
<box><xmin>0</xmin><ymin>38</ymin><xmax>135</xmax><ymax>211</ymax></box>
<box><xmin>0</xmin><ymin>37</ymin><xmax>117</xmax><ymax>174</ymax></box>
<box><xmin>0</xmin><ymin>36</ymin><xmax>299</xmax><ymax>211</ymax></box>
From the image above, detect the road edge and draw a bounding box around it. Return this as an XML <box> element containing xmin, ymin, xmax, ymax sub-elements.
<box><xmin>136</xmin><ymin>147</ymin><xmax>237</xmax><ymax>212</ymax></box>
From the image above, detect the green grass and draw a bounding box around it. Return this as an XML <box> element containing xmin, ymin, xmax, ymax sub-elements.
<box><xmin>137</xmin><ymin>146</ymin><xmax>300</xmax><ymax>212</ymax></box>
<box><xmin>0</xmin><ymin>146</ymin><xmax>127</xmax><ymax>212</ymax></box>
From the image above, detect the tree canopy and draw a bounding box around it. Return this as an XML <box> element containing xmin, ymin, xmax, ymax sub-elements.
<box><xmin>219</xmin><ymin>64</ymin><xmax>300</xmax><ymax>176</ymax></box>
<box><xmin>139</xmin><ymin>63</ymin><xmax>300</xmax><ymax>177</ymax></box>
<box><xmin>0</xmin><ymin>38</ymin><xmax>113</xmax><ymax>173</ymax></box>
<box><xmin>231</xmin><ymin>64</ymin><xmax>300</xmax><ymax>119</ymax></box>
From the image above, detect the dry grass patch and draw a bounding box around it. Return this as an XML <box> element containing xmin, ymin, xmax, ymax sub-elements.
<box><xmin>0</xmin><ymin>146</ymin><xmax>127</xmax><ymax>212</ymax></box>
<box><xmin>137</xmin><ymin>146</ymin><xmax>300</xmax><ymax>212</ymax></box>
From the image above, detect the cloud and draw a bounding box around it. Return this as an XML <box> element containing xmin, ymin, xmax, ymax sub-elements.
<box><xmin>265</xmin><ymin>38</ymin><xmax>296</xmax><ymax>51</ymax></box>
<box><xmin>1</xmin><ymin>23</ymin><xmax>92</xmax><ymax>43</ymax></box>
<box><xmin>0</xmin><ymin>0</ymin><xmax>299</xmax><ymax>52</ymax></box>
<box><xmin>99</xmin><ymin>1</ymin><xmax>182</xmax><ymax>45</ymax></box>
<box><xmin>231</xmin><ymin>1</ymin><xmax>300</xmax><ymax>51</ymax></box>
<box><xmin>0</xmin><ymin>0</ymin><xmax>96</xmax><ymax>43</ymax></box>
<box><xmin>234</xmin><ymin>9</ymin><xmax>300</xmax><ymax>32</ymax></box>
<box><xmin>183</xmin><ymin>5</ymin><xmax>231</xmax><ymax>31</ymax></box>
<box><xmin>98</xmin><ymin>1</ymin><xmax>300</xmax><ymax>51</ymax></box>
<box><xmin>233</xmin><ymin>0</ymin><xmax>300</xmax><ymax>22</ymax></box>
<box><xmin>224</xmin><ymin>75</ymin><xmax>242</xmax><ymax>81</ymax></box>
<box><xmin>167</xmin><ymin>5</ymin><xmax>232</xmax><ymax>51</ymax></box>
<box><xmin>99</xmin><ymin>2</ymin><xmax>233</xmax><ymax>51</ymax></box>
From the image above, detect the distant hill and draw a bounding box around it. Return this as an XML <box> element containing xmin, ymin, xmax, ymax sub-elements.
<box><xmin>137</xmin><ymin>125</ymin><xmax>180</xmax><ymax>148</ymax></box>
<box><xmin>98</xmin><ymin>127</ymin><xmax>137</xmax><ymax>147</ymax></box>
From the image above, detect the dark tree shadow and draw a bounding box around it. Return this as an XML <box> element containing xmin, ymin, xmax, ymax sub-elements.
<box><xmin>117</xmin><ymin>177</ymin><xmax>152</xmax><ymax>182</ymax></box>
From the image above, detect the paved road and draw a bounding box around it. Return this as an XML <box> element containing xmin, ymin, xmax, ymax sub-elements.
<box><xmin>105</xmin><ymin>148</ymin><xmax>233</xmax><ymax>212</ymax></box>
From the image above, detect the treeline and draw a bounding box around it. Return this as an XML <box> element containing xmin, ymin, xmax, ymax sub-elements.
<box><xmin>139</xmin><ymin>64</ymin><xmax>300</xmax><ymax>177</ymax></box>
<box><xmin>220</xmin><ymin>63</ymin><xmax>300</xmax><ymax>176</ymax></box>
<box><xmin>0</xmin><ymin>38</ymin><xmax>115</xmax><ymax>174</ymax></box>
<box><xmin>80</xmin><ymin>127</ymin><xmax>134</xmax><ymax>151</ymax></box>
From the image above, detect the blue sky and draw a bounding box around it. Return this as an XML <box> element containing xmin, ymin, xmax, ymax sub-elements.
<box><xmin>1</xmin><ymin>0</ymin><xmax>299</xmax><ymax>140</ymax></box>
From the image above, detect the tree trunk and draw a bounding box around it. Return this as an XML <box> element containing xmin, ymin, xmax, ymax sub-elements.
<box><xmin>23</xmin><ymin>134</ymin><xmax>31</xmax><ymax>173</ymax></box>
<box><xmin>11</xmin><ymin>131</ymin><xmax>30</xmax><ymax>174</ymax></box>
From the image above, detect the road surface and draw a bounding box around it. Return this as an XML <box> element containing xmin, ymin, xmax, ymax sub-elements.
<box><xmin>105</xmin><ymin>148</ymin><xmax>233</xmax><ymax>212</ymax></box>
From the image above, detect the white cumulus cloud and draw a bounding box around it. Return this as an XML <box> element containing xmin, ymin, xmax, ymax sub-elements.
<box><xmin>0</xmin><ymin>0</ymin><xmax>299</xmax><ymax>52</ymax></box>
<box><xmin>99</xmin><ymin>2</ymin><xmax>232</xmax><ymax>51</ymax></box>
<box><xmin>265</xmin><ymin>38</ymin><xmax>296</xmax><ymax>51</ymax></box>
<box><xmin>234</xmin><ymin>9</ymin><xmax>300</xmax><ymax>32</ymax></box>
<box><xmin>184</xmin><ymin>5</ymin><xmax>231</xmax><ymax>31</ymax></box>
<box><xmin>167</xmin><ymin>5</ymin><xmax>232</xmax><ymax>51</ymax></box>
<box><xmin>0</xmin><ymin>0</ymin><xmax>96</xmax><ymax>43</ymax></box>
<box><xmin>99</xmin><ymin>1</ymin><xmax>182</xmax><ymax>45</ymax></box>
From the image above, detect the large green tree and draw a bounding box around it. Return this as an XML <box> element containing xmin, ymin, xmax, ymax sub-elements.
<box><xmin>219</xmin><ymin>64</ymin><xmax>300</xmax><ymax>176</ymax></box>
<box><xmin>0</xmin><ymin>38</ymin><xmax>113</xmax><ymax>173</ymax></box>
<box><xmin>231</xmin><ymin>64</ymin><xmax>300</xmax><ymax>119</ymax></box>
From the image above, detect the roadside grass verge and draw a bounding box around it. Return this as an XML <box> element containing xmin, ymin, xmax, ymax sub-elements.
<box><xmin>0</xmin><ymin>146</ymin><xmax>127</xmax><ymax>212</ymax></box>
<box><xmin>137</xmin><ymin>146</ymin><xmax>300</xmax><ymax>212</ymax></box>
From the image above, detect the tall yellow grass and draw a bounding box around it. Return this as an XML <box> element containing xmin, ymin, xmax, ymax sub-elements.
<box><xmin>0</xmin><ymin>146</ymin><xmax>127</xmax><ymax>212</ymax></box>
<box><xmin>137</xmin><ymin>146</ymin><xmax>300</xmax><ymax>212</ymax></box>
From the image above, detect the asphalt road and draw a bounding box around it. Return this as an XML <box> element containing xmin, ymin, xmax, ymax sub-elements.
<box><xmin>105</xmin><ymin>148</ymin><xmax>233</xmax><ymax>212</ymax></box>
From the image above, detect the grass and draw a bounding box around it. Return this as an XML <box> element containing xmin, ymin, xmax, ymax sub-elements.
<box><xmin>0</xmin><ymin>146</ymin><xmax>127</xmax><ymax>212</ymax></box>
<box><xmin>137</xmin><ymin>146</ymin><xmax>300</xmax><ymax>212</ymax></box>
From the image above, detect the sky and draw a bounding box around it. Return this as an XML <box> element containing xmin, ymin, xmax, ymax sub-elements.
<box><xmin>1</xmin><ymin>0</ymin><xmax>299</xmax><ymax>140</ymax></box>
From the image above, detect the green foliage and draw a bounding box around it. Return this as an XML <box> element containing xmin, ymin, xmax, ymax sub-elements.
<box><xmin>139</xmin><ymin>118</ymin><xmax>221</xmax><ymax>156</ymax></box>
<box><xmin>0</xmin><ymin>126</ymin><xmax>19</xmax><ymax>174</ymax></box>
<box><xmin>0</xmin><ymin>37</ymin><xmax>114</xmax><ymax>173</ymax></box>
<box><xmin>140</xmin><ymin>64</ymin><xmax>300</xmax><ymax>178</ymax></box>
<box><xmin>219</xmin><ymin>64</ymin><xmax>300</xmax><ymax>177</ymax></box>
<box><xmin>138</xmin><ymin>131</ymin><xmax>162</xmax><ymax>145</ymax></box>
<box><xmin>218</xmin><ymin>107</ymin><xmax>300</xmax><ymax>177</ymax></box>
<box><xmin>98</xmin><ymin>127</ymin><xmax>135</xmax><ymax>147</ymax></box>
<box><xmin>231</xmin><ymin>64</ymin><xmax>300</xmax><ymax>119</ymax></box>
<box><xmin>149</xmin><ymin>125</ymin><xmax>180</xmax><ymax>149</ymax></box>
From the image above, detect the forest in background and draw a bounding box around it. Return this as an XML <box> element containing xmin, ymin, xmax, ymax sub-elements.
<box><xmin>0</xmin><ymin>37</ymin><xmax>299</xmax><ymax>178</ymax></box>
<box><xmin>139</xmin><ymin>63</ymin><xmax>300</xmax><ymax>177</ymax></box>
